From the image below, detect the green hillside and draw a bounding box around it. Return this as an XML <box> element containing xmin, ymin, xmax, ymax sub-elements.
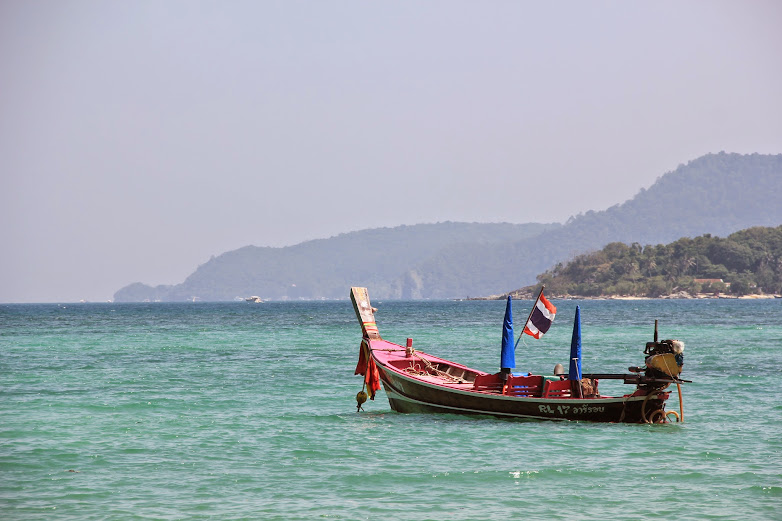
<box><xmin>507</xmin><ymin>225</ymin><xmax>782</xmax><ymax>298</ymax></box>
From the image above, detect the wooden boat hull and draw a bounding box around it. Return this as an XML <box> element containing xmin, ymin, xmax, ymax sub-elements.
<box><xmin>372</xmin><ymin>346</ymin><xmax>666</xmax><ymax>423</ymax></box>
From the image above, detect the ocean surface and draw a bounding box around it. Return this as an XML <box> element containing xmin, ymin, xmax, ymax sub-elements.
<box><xmin>1</xmin><ymin>298</ymin><xmax>781</xmax><ymax>520</ymax></box>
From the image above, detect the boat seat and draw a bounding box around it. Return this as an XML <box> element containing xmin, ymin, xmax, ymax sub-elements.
<box><xmin>472</xmin><ymin>373</ymin><xmax>504</xmax><ymax>393</ymax></box>
<box><xmin>542</xmin><ymin>378</ymin><xmax>572</xmax><ymax>398</ymax></box>
<box><xmin>504</xmin><ymin>375</ymin><xmax>543</xmax><ymax>397</ymax></box>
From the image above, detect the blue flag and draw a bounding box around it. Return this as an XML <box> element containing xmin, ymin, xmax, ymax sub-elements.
<box><xmin>501</xmin><ymin>296</ymin><xmax>515</xmax><ymax>370</ymax></box>
<box><xmin>569</xmin><ymin>305</ymin><xmax>582</xmax><ymax>380</ymax></box>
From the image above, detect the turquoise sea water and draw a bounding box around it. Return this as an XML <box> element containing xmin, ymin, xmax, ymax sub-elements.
<box><xmin>2</xmin><ymin>299</ymin><xmax>781</xmax><ymax>520</ymax></box>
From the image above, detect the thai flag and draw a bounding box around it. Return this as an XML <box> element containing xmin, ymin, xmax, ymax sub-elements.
<box><xmin>523</xmin><ymin>292</ymin><xmax>557</xmax><ymax>339</ymax></box>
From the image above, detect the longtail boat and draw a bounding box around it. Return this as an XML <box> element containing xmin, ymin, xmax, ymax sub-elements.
<box><xmin>351</xmin><ymin>287</ymin><xmax>688</xmax><ymax>423</ymax></box>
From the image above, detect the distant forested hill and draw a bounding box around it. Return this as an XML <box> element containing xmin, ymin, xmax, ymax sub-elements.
<box><xmin>410</xmin><ymin>152</ymin><xmax>782</xmax><ymax>298</ymax></box>
<box><xmin>506</xmin><ymin>225</ymin><xmax>782</xmax><ymax>298</ymax></box>
<box><xmin>114</xmin><ymin>222</ymin><xmax>558</xmax><ymax>301</ymax></box>
<box><xmin>114</xmin><ymin>152</ymin><xmax>782</xmax><ymax>301</ymax></box>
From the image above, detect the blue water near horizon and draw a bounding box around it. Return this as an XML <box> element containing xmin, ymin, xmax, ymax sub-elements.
<box><xmin>2</xmin><ymin>299</ymin><xmax>781</xmax><ymax>520</ymax></box>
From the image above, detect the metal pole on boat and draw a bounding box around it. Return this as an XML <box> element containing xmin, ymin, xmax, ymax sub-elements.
<box><xmin>514</xmin><ymin>285</ymin><xmax>544</xmax><ymax>351</ymax></box>
<box><xmin>654</xmin><ymin>319</ymin><xmax>658</xmax><ymax>343</ymax></box>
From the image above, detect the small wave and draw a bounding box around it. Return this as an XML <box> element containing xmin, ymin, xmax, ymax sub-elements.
<box><xmin>743</xmin><ymin>485</ymin><xmax>782</xmax><ymax>496</ymax></box>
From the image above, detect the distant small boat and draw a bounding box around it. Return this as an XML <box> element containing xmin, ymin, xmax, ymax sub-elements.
<box><xmin>351</xmin><ymin>287</ymin><xmax>688</xmax><ymax>423</ymax></box>
<box><xmin>245</xmin><ymin>296</ymin><xmax>263</xmax><ymax>303</ymax></box>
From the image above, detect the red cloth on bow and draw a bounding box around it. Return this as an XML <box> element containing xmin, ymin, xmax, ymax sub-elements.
<box><xmin>354</xmin><ymin>340</ymin><xmax>381</xmax><ymax>399</ymax></box>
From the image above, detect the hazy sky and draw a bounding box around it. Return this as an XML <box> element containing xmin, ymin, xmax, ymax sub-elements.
<box><xmin>2</xmin><ymin>1</ymin><xmax>781</xmax><ymax>303</ymax></box>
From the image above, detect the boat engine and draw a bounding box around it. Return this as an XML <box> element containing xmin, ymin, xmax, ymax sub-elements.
<box><xmin>644</xmin><ymin>339</ymin><xmax>684</xmax><ymax>380</ymax></box>
<box><xmin>633</xmin><ymin>340</ymin><xmax>684</xmax><ymax>399</ymax></box>
<box><xmin>638</xmin><ymin>337</ymin><xmax>685</xmax><ymax>422</ymax></box>
<box><xmin>623</xmin><ymin>322</ymin><xmax>687</xmax><ymax>422</ymax></box>
<box><xmin>628</xmin><ymin>321</ymin><xmax>685</xmax><ymax>392</ymax></box>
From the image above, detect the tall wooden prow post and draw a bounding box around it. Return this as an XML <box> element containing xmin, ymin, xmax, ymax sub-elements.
<box><xmin>350</xmin><ymin>287</ymin><xmax>381</xmax><ymax>340</ymax></box>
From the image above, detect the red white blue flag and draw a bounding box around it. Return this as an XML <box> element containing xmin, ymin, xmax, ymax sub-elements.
<box><xmin>523</xmin><ymin>292</ymin><xmax>557</xmax><ymax>339</ymax></box>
